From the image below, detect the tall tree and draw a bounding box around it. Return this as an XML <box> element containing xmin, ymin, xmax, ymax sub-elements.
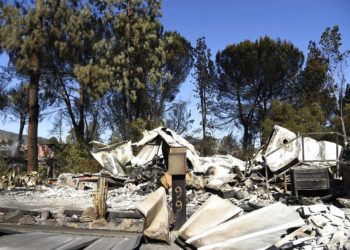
<box><xmin>1</xmin><ymin>0</ymin><xmax>46</xmax><ymax>172</ymax></box>
<box><xmin>193</xmin><ymin>37</ymin><xmax>216</xmax><ymax>155</ymax></box>
<box><xmin>27</xmin><ymin>0</ymin><xmax>42</xmax><ymax>172</ymax></box>
<box><xmin>215</xmin><ymin>36</ymin><xmax>304</xmax><ymax>150</ymax></box>
<box><xmin>100</xmin><ymin>4</ymin><xmax>192</xmax><ymax>140</ymax></box>
<box><xmin>295</xmin><ymin>41</ymin><xmax>335</xmax><ymax>124</ymax></box>
<box><xmin>103</xmin><ymin>0</ymin><xmax>166</xmax><ymax>139</ymax></box>
<box><xmin>319</xmin><ymin>25</ymin><xmax>349</xmax><ymax>141</ymax></box>
<box><xmin>42</xmin><ymin>0</ymin><xmax>109</xmax><ymax>144</ymax></box>
<box><xmin>146</xmin><ymin>31</ymin><xmax>193</xmax><ymax>127</ymax></box>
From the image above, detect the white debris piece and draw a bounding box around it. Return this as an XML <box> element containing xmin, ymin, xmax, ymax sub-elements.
<box><xmin>178</xmin><ymin>195</ymin><xmax>243</xmax><ymax>240</ymax></box>
<box><xmin>91</xmin><ymin>141</ymin><xmax>133</xmax><ymax>176</ymax></box>
<box><xmin>329</xmin><ymin>205</ymin><xmax>346</xmax><ymax>219</ymax></box>
<box><xmin>301</xmin><ymin>204</ymin><xmax>328</xmax><ymax>216</ymax></box>
<box><xmin>186</xmin><ymin>202</ymin><xmax>305</xmax><ymax>249</ymax></box>
<box><xmin>133</xmin><ymin>127</ymin><xmax>203</xmax><ymax>173</ymax></box>
<box><xmin>136</xmin><ymin>187</ymin><xmax>174</xmax><ymax>243</ymax></box>
<box><xmin>200</xmin><ymin>155</ymin><xmax>246</xmax><ymax>173</ymax></box>
<box><xmin>264</xmin><ymin>125</ymin><xmax>342</xmax><ymax>173</ymax></box>
<box><xmin>264</xmin><ymin>126</ymin><xmax>299</xmax><ymax>173</ymax></box>
<box><xmin>310</xmin><ymin>214</ymin><xmax>329</xmax><ymax>228</ymax></box>
<box><xmin>131</xmin><ymin>144</ymin><xmax>163</xmax><ymax>167</ymax></box>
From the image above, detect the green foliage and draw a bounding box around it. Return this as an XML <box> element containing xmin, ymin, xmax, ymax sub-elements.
<box><xmin>295</xmin><ymin>41</ymin><xmax>335</xmax><ymax>122</ymax></box>
<box><xmin>53</xmin><ymin>142</ymin><xmax>101</xmax><ymax>175</ymax></box>
<box><xmin>6</xmin><ymin>82</ymin><xmax>29</xmax><ymax>120</ymax></box>
<box><xmin>129</xmin><ymin>118</ymin><xmax>160</xmax><ymax>142</ymax></box>
<box><xmin>0</xmin><ymin>154</ymin><xmax>9</xmax><ymax>177</ymax></box>
<box><xmin>261</xmin><ymin>100</ymin><xmax>325</xmax><ymax>144</ymax></box>
<box><xmin>218</xmin><ymin>133</ymin><xmax>241</xmax><ymax>155</ymax></box>
<box><xmin>0</xmin><ymin>79</ymin><xmax>8</xmax><ymax>111</ymax></box>
<box><xmin>201</xmin><ymin>136</ymin><xmax>217</xmax><ymax>156</ymax></box>
<box><xmin>331</xmin><ymin>104</ymin><xmax>350</xmax><ymax>140</ymax></box>
<box><xmin>185</xmin><ymin>135</ymin><xmax>217</xmax><ymax>156</ymax></box>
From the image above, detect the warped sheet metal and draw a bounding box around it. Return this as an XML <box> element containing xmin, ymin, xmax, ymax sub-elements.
<box><xmin>198</xmin><ymin>222</ymin><xmax>304</xmax><ymax>250</ymax></box>
<box><xmin>265</xmin><ymin>125</ymin><xmax>342</xmax><ymax>173</ymax></box>
<box><xmin>178</xmin><ymin>195</ymin><xmax>243</xmax><ymax>241</ymax></box>
<box><xmin>136</xmin><ymin>187</ymin><xmax>174</xmax><ymax>243</ymax></box>
<box><xmin>131</xmin><ymin>143</ymin><xmax>163</xmax><ymax>167</ymax></box>
<box><xmin>264</xmin><ymin>126</ymin><xmax>299</xmax><ymax>173</ymax></box>
<box><xmin>186</xmin><ymin>202</ymin><xmax>305</xmax><ymax>249</ymax></box>
<box><xmin>133</xmin><ymin>127</ymin><xmax>203</xmax><ymax>173</ymax></box>
<box><xmin>91</xmin><ymin>141</ymin><xmax>133</xmax><ymax>176</ymax></box>
<box><xmin>200</xmin><ymin>155</ymin><xmax>246</xmax><ymax>173</ymax></box>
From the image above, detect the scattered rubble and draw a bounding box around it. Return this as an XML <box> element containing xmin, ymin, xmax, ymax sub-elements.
<box><xmin>276</xmin><ymin>204</ymin><xmax>350</xmax><ymax>248</ymax></box>
<box><xmin>1</xmin><ymin>125</ymin><xmax>350</xmax><ymax>249</ymax></box>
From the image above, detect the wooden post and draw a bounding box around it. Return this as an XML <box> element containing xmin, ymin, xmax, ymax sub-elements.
<box><xmin>168</xmin><ymin>147</ymin><xmax>187</xmax><ymax>230</ymax></box>
<box><xmin>172</xmin><ymin>175</ymin><xmax>186</xmax><ymax>230</ymax></box>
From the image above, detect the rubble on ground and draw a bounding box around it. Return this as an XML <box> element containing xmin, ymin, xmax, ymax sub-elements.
<box><xmin>1</xmin><ymin>125</ymin><xmax>350</xmax><ymax>249</ymax></box>
<box><xmin>274</xmin><ymin>204</ymin><xmax>350</xmax><ymax>249</ymax></box>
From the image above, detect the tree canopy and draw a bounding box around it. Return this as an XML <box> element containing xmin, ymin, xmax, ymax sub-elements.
<box><xmin>215</xmin><ymin>36</ymin><xmax>304</xmax><ymax>149</ymax></box>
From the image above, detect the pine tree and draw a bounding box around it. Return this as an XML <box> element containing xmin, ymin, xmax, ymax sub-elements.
<box><xmin>1</xmin><ymin>0</ymin><xmax>46</xmax><ymax>172</ymax></box>
<box><xmin>319</xmin><ymin>26</ymin><xmax>349</xmax><ymax>142</ymax></box>
<box><xmin>215</xmin><ymin>37</ymin><xmax>303</xmax><ymax>150</ymax></box>
<box><xmin>193</xmin><ymin>37</ymin><xmax>216</xmax><ymax>156</ymax></box>
<box><xmin>42</xmin><ymin>0</ymin><xmax>109</xmax><ymax>144</ymax></box>
<box><xmin>103</xmin><ymin>1</ymin><xmax>192</xmax><ymax>139</ymax></box>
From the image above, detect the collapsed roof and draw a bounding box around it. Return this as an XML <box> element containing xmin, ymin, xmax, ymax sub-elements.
<box><xmin>132</xmin><ymin>127</ymin><xmax>203</xmax><ymax>173</ymax></box>
<box><xmin>91</xmin><ymin>127</ymin><xmax>204</xmax><ymax>177</ymax></box>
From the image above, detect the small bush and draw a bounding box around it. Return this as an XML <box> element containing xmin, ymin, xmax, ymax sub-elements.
<box><xmin>53</xmin><ymin>142</ymin><xmax>102</xmax><ymax>175</ymax></box>
<box><xmin>0</xmin><ymin>154</ymin><xmax>9</xmax><ymax>177</ymax></box>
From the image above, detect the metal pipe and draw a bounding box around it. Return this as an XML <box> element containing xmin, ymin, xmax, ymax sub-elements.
<box><xmin>336</xmin><ymin>133</ymin><xmax>339</xmax><ymax>178</ymax></box>
<box><xmin>302</xmin><ymin>135</ymin><xmax>305</xmax><ymax>163</ymax></box>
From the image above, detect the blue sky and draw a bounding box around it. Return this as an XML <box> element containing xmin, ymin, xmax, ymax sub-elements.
<box><xmin>1</xmin><ymin>0</ymin><xmax>350</xmax><ymax>141</ymax></box>
<box><xmin>162</xmin><ymin>0</ymin><xmax>350</xmax><ymax>139</ymax></box>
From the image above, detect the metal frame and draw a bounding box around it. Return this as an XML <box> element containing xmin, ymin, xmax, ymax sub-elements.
<box><xmin>266</xmin><ymin>131</ymin><xmax>350</xmax><ymax>183</ymax></box>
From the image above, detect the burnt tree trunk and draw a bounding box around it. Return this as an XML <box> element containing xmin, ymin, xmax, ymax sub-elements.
<box><xmin>242</xmin><ymin>125</ymin><xmax>251</xmax><ymax>152</ymax></box>
<box><xmin>122</xmin><ymin>0</ymin><xmax>133</xmax><ymax>140</ymax></box>
<box><xmin>199</xmin><ymin>82</ymin><xmax>208</xmax><ymax>156</ymax></box>
<box><xmin>27</xmin><ymin>0</ymin><xmax>42</xmax><ymax>173</ymax></box>
<box><xmin>27</xmin><ymin>65</ymin><xmax>40</xmax><ymax>172</ymax></box>
<box><xmin>74</xmin><ymin>89</ymin><xmax>85</xmax><ymax>143</ymax></box>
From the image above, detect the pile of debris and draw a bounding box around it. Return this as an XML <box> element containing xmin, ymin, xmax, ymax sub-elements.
<box><xmin>291</xmin><ymin>204</ymin><xmax>350</xmax><ymax>248</ymax></box>
<box><xmin>1</xmin><ymin>124</ymin><xmax>350</xmax><ymax>249</ymax></box>
<box><xmin>136</xmin><ymin>187</ymin><xmax>350</xmax><ymax>249</ymax></box>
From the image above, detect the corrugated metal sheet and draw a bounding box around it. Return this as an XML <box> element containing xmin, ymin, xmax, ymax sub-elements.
<box><xmin>133</xmin><ymin>127</ymin><xmax>203</xmax><ymax>173</ymax></box>
<box><xmin>132</xmin><ymin>144</ymin><xmax>163</xmax><ymax>167</ymax></box>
